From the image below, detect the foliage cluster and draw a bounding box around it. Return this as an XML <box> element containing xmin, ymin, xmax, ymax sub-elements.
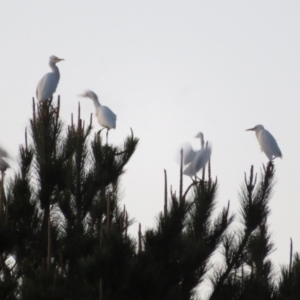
<box><xmin>0</xmin><ymin>98</ymin><xmax>298</xmax><ymax>300</ymax></box>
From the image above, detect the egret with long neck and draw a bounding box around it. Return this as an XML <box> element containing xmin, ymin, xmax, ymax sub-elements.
<box><xmin>195</xmin><ymin>132</ymin><xmax>205</xmax><ymax>149</ymax></box>
<box><xmin>182</xmin><ymin>132</ymin><xmax>205</xmax><ymax>165</ymax></box>
<box><xmin>80</xmin><ymin>90</ymin><xmax>116</xmax><ymax>144</ymax></box>
<box><xmin>36</xmin><ymin>55</ymin><xmax>64</xmax><ymax>102</ymax></box>
<box><xmin>246</xmin><ymin>124</ymin><xmax>282</xmax><ymax>161</ymax></box>
<box><xmin>183</xmin><ymin>132</ymin><xmax>212</xmax><ymax>177</ymax></box>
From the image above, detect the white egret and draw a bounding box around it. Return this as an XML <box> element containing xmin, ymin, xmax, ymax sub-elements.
<box><xmin>183</xmin><ymin>145</ymin><xmax>212</xmax><ymax>177</ymax></box>
<box><xmin>36</xmin><ymin>55</ymin><xmax>64</xmax><ymax>102</ymax></box>
<box><xmin>80</xmin><ymin>90</ymin><xmax>116</xmax><ymax>143</ymax></box>
<box><xmin>182</xmin><ymin>132</ymin><xmax>205</xmax><ymax>165</ymax></box>
<box><xmin>183</xmin><ymin>132</ymin><xmax>212</xmax><ymax>177</ymax></box>
<box><xmin>246</xmin><ymin>124</ymin><xmax>282</xmax><ymax>161</ymax></box>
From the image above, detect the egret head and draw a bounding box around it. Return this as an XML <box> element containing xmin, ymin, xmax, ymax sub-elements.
<box><xmin>195</xmin><ymin>132</ymin><xmax>204</xmax><ymax>140</ymax></box>
<box><xmin>50</xmin><ymin>55</ymin><xmax>64</xmax><ymax>64</ymax></box>
<box><xmin>79</xmin><ymin>90</ymin><xmax>98</xmax><ymax>102</ymax></box>
<box><xmin>246</xmin><ymin>124</ymin><xmax>264</xmax><ymax>132</ymax></box>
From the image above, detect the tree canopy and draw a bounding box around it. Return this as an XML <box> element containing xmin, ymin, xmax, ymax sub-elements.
<box><xmin>0</xmin><ymin>98</ymin><xmax>298</xmax><ymax>300</ymax></box>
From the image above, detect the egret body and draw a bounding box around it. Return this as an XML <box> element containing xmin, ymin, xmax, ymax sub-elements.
<box><xmin>183</xmin><ymin>132</ymin><xmax>212</xmax><ymax>177</ymax></box>
<box><xmin>182</xmin><ymin>132</ymin><xmax>205</xmax><ymax>165</ymax></box>
<box><xmin>80</xmin><ymin>90</ymin><xmax>116</xmax><ymax>143</ymax></box>
<box><xmin>246</xmin><ymin>124</ymin><xmax>282</xmax><ymax>160</ymax></box>
<box><xmin>36</xmin><ymin>55</ymin><xmax>64</xmax><ymax>102</ymax></box>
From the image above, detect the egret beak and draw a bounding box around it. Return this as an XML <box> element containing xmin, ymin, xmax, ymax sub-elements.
<box><xmin>246</xmin><ymin>128</ymin><xmax>255</xmax><ymax>131</ymax></box>
<box><xmin>56</xmin><ymin>58</ymin><xmax>64</xmax><ymax>62</ymax></box>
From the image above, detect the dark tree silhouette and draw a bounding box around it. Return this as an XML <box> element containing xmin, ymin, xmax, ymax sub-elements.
<box><xmin>0</xmin><ymin>97</ymin><xmax>298</xmax><ymax>300</ymax></box>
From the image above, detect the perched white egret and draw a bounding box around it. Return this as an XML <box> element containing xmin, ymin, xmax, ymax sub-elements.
<box><xmin>36</xmin><ymin>55</ymin><xmax>64</xmax><ymax>102</ymax></box>
<box><xmin>183</xmin><ymin>132</ymin><xmax>212</xmax><ymax>177</ymax></box>
<box><xmin>80</xmin><ymin>90</ymin><xmax>116</xmax><ymax>143</ymax></box>
<box><xmin>183</xmin><ymin>145</ymin><xmax>212</xmax><ymax>177</ymax></box>
<box><xmin>182</xmin><ymin>132</ymin><xmax>205</xmax><ymax>165</ymax></box>
<box><xmin>246</xmin><ymin>124</ymin><xmax>282</xmax><ymax>161</ymax></box>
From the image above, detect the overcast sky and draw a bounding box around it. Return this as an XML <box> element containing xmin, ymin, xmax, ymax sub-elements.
<box><xmin>1</xmin><ymin>0</ymin><xmax>300</xmax><ymax>294</ymax></box>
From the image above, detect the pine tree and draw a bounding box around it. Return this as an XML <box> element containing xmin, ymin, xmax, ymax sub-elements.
<box><xmin>125</xmin><ymin>160</ymin><xmax>233</xmax><ymax>300</ymax></box>
<box><xmin>277</xmin><ymin>239</ymin><xmax>300</xmax><ymax>300</ymax></box>
<box><xmin>0</xmin><ymin>96</ymin><xmax>299</xmax><ymax>300</ymax></box>
<box><xmin>209</xmin><ymin>163</ymin><xmax>277</xmax><ymax>300</ymax></box>
<box><xmin>0</xmin><ymin>97</ymin><xmax>138</xmax><ymax>299</ymax></box>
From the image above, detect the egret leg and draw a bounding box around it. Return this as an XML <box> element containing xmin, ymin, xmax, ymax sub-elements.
<box><xmin>47</xmin><ymin>97</ymin><xmax>57</xmax><ymax>113</ymax></box>
<box><xmin>190</xmin><ymin>175</ymin><xmax>199</xmax><ymax>184</ymax></box>
<box><xmin>190</xmin><ymin>175</ymin><xmax>196</xmax><ymax>183</ymax></box>
<box><xmin>97</xmin><ymin>128</ymin><xmax>105</xmax><ymax>136</ymax></box>
<box><xmin>97</xmin><ymin>128</ymin><xmax>105</xmax><ymax>143</ymax></box>
<box><xmin>106</xmin><ymin>129</ymin><xmax>109</xmax><ymax>144</ymax></box>
<box><xmin>195</xmin><ymin>175</ymin><xmax>201</xmax><ymax>182</ymax></box>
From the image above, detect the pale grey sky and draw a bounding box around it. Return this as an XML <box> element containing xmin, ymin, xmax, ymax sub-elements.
<box><xmin>1</xmin><ymin>0</ymin><xmax>300</xmax><ymax>293</ymax></box>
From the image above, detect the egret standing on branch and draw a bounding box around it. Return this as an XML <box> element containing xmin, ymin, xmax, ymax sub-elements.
<box><xmin>183</xmin><ymin>132</ymin><xmax>212</xmax><ymax>177</ymax></box>
<box><xmin>181</xmin><ymin>132</ymin><xmax>205</xmax><ymax>165</ymax></box>
<box><xmin>246</xmin><ymin>124</ymin><xmax>282</xmax><ymax>161</ymax></box>
<box><xmin>80</xmin><ymin>90</ymin><xmax>116</xmax><ymax>143</ymax></box>
<box><xmin>36</xmin><ymin>55</ymin><xmax>64</xmax><ymax>102</ymax></box>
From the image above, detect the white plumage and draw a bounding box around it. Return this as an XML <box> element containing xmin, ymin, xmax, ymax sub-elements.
<box><xmin>183</xmin><ymin>145</ymin><xmax>212</xmax><ymax>177</ymax></box>
<box><xmin>246</xmin><ymin>124</ymin><xmax>282</xmax><ymax>160</ymax></box>
<box><xmin>181</xmin><ymin>143</ymin><xmax>197</xmax><ymax>165</ymax></box>
<box><xmin>181</xmin><ymin>132</ymin><xmax>204</xmax><ymax>165</ymax></box>
<box><xmin>36</xmin><ymin>55</ymin><xmax>64</xmax><ymax>102</ymax></box>
<box><xmin>182</xmin><ymin>132</ymin><xmax>212</xmax><ymax>177</ymax></box>
<box><xmin>80</xmin><ymin>90</ymin><xmax>116</xmax><ymax>143</ymax></box>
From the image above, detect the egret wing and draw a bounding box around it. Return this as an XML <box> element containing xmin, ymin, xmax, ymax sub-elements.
<box><xmin>258</xmin><ymin>129</ymin><xmax>282</xmax><ymax>160</ymax></box>
<box><xmin>181</xmin><ymin>142</ymin><xmax>196</xmax><ymax>165</ymax></box>
<box><xmin>183</xmin><ymin>145</ymin><xmax>212</xmax><ymax>176</ymax></box>
<box><xmin>192</xmin><ymin>146</ymin><xmax>211</xmax><ymax>173</ymax></box>
<box><xmin>36</xmin><ymin>73</ymin><xmax>59</xmax><ymax>101</ymax></box>
<box><xmin>96</xmin><ymin>106</ymin><xmax>117</xmax><ymax>129</ymax></box>
<box><xmin>183</xmin><ymin>160</ymin><xmax>196</xmax><ymax>176</ymax></box>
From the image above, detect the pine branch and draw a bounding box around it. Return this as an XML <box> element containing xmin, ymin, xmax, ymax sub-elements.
<box><xmin>210</xmin><ymin>162</ymin><xmax>275</xmax><ymax>300</ymax></box>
